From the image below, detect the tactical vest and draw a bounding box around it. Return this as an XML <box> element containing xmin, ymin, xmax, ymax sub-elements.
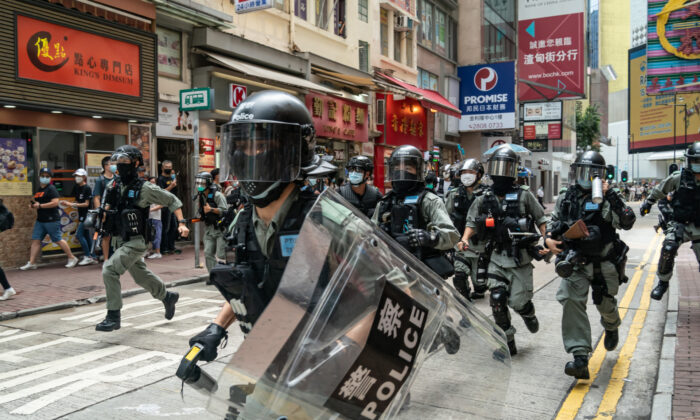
<box><xmin>376</xmin><ymin>190</ymin><xmax>440</xmax><ymax>260</ymax></box>
<box><xmin>450</xmin><ymin>185</ymin><xmax>476</xmax><ymax>235</ymax></box>
<box><xmin>115</xmin><ymin>179</ymin><xmax>150</xmax><ymax>242</ymax></box>
<box><xmin>560</xmin><ymin>186</ymin><xmax>617</xmax><ymax>255</ymax></box>
<box><xmin>671</xmin><ymin>169</ymin><xmax>700</xmax><ymax>225</ymax></box>
<box><xmin>201</xmin><ymin>191</ymin><xmax>221</xmax><ymax>226</ymax></box>
<box><xmin>339</xmin><ymin>183</ymin><xmax>381</xmax><ymax>218</ymax></box>
<box><xmin>230</xmin><ymin>190</ymin><xmax>317</xmax><ymax>334</ymax></box>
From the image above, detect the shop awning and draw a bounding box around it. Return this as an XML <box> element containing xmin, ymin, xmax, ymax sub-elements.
<box><xmin>376</xmin><ymin>73</ymin><xmax>461</xmax><ymax>118</ymax></box>
<box><xmin>312</xmin><ymin>68</ymin><xmax>376</xmax><ymax>88</ymax></box>
<box><xmin>201</xmin><ymin>51</ymin><xmax>341</xmax><ymax>95</ymax></box>
<box><xmin>647</xmin><ymin>150</ymin><xmax>686</xmax><ymax>161</ymax></box>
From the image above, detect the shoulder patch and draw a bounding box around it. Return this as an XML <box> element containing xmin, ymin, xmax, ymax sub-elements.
<box><xmin>505</xmin><ymin>193</ymin><xmax>518</xmax><ymax>201</ymax></box>
<box><xmin>404</xmin><ymin>195</ymin><xmax>420</xmax><ymax>204</ymax></box>
<box><xmin>279</xmin><ymin>234</ymin><xmax>298</xmax><ymax>257</ymax></box>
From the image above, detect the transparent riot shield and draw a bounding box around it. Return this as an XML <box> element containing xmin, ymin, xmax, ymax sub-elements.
<box><xmin>208</xmin><ymin>189</ymin><xmax>511</xmax><ymax>419</ymax></box>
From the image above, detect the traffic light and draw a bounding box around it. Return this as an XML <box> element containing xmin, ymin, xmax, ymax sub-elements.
<box><xmin>621</xmin><ymin>171</ymin><xmax>628</xmax><ymax>183</ymax></box>
<box><xmin>606</xmin><ymin>165</ymin><xmax>615</xmax><ymax>181</ymax></box>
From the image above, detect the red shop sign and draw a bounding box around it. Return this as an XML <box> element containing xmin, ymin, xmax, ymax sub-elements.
<box><xmin>305</xmin><ymin>93</ymin><xmax>369</xmax><ymax>142</ymax></box>
<box><xmin>523</xmin><ymin>124</ymin><xmax>536</xmax><ymax>140</ymax></box>
<box><xmin>547</xmin><ymin>122</ymin><xmax>562</xmax><ymax>140</ymax></box>
<box><xmin>16</xmin><ymin>15</ymin><xmax>141</xmax><ymax>97</ymax></box>
<box><xmin>380</xmin><ymin>94</ymin><xmax>427</xmax><ymax>150</ymax></box>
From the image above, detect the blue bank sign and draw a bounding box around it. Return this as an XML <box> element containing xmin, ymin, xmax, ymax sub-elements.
<box><xmin>458</xmin><ymin>61</ymin><xmax>515</xmax><ymax>132</ymax></box>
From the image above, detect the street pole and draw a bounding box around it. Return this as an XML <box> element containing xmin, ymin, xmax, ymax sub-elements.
<box><xmin>673</xmin><ymin>93</ymin><xmax>677</xmax><ymax>165</ymax></box>
<box><xmin>192</xmin><ymin>110</ymin><xmax>201</xmax><ymax>269</ymax></box>
<box><xmin>616</xmin><ymin>136</ymin><xmax>619</xmax><ymax>183</ymax></box>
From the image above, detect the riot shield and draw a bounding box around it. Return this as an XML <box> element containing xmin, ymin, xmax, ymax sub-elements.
<box><xmin>208</xmin><ymin>189</ymin><xmax>511</xmax><ymax>419</ymax></box>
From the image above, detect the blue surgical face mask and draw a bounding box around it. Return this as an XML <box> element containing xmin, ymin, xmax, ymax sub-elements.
<box><xmin>348</xmin><ymin>172</ymin><xmax>364</xmax><ymax>185</ymax></box>
<box><xmin>426</xmin><ymin>183</ymin><xmax>434</xmax><ymax>189</ymax></box>
<box><xmin>39</xmin><ymin>177</ymin><xmax>51</xmax><ymax>185</ymax></box>
<box><xmin>692</xmin><ymin>163</ymin><xmax>700</xmax><ymax>173</ymax></box>
<box><xmin>308</xmin><ymin>178</ymin><xmax>317</xmax><ymax>186</ymax></box>
<box><xmin>109</xmin><ymin>164</ymin><xmax>117</xmax><ymax>174</ymax></box>
<box><xmin>171</xmin><ymin>174</ymin><xmax>176</xmax><ymax>180</ymax></box>
<box><xmin>197</xmin><ymin>186</ymin><xmax>205</xmax><ymax>192</ymax></box>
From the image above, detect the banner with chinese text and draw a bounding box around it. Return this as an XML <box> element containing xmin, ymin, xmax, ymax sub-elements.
<box><xmin>305</xmin><ymin>93</ymin><xmax>369</xmax><ymax>143</ymax></box>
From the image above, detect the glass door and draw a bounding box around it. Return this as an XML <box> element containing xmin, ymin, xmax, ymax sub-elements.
<box><xmin>38</xmin><ymin>129</ymin><xmax>82</xmax><ymax>197</ymax></box>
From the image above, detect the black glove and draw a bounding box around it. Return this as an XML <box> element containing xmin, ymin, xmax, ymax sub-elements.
<box><xmin>189</xmin><ymin>323</ymin><xmax>228</xmax><ymax>362</ymax></box>
<box><xmin>640</xmin><ymin>200</ymin><xmax>652</xmax><ymax>217</ymax></box>
<box><xmin>408</xmin><ymin>229</ymin><xmax>439</xmax><ymax>248</ymax></box>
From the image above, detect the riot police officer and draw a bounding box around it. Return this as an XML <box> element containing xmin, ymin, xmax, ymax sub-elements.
<box><xmin>195</xmin><ymin>171</ymin><xmax>228</xmax><ymax>272</ymax></box>
<box><xmin>459</xmin><ymin>146</ymin><xmax>548</xmax><ymax>355</ymax></box>
<box><xmin>373</xmin><ymin>145</ymin><xmax>459</xmax><ymax>279</ymax></box>
<box><xmin>96</xmin><ymin>145</ymin><xmax>189</xmax><ymax>331</ymax></box>
<box><xmin>640</xmin><ymin>141</ymin><xmax>700</xmax><ymax>300</ymax></box>
<box><xmin>187</xmin><ymin>90</ymin><xmax>323</xmax><ymax>361</ymax></box>
<box><xmin>446</xmin><ymin>158</ymin><xmax>486</xmax><ymax>300</ymax></box>
<box><xmin>338</xmin><ymin>155</ymin><xmax>381</xmax><ymax>218</ymax></box>
<box><xmin>546</xmin><ymin>151</ymin><xmax>635</xmax><ymax>378</ymax></box>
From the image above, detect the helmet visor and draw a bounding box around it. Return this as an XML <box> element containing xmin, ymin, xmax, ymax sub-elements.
<box><xmin>486</xmin><ymin>158</ymin><xmax>517</xmax><ymax>178</ymax></box>
<box><xmin>221</xmin><ymin>122</ymin><xmax>302</xmax><ymax>182</ymax></box>
<box><xmin>570</xmin><ymin>164</ymin><xmax>605</xmax><ymax>186</ymax></box>
<box><xmin>111</xmin><ymin>152</ymin><xmax>133</xmax><ymax>165</ymax></box>
<box><xmin>388</xmin><ymin>155</ymin><xmax>424</xmax><ymax>182</ymax></box>
<box><xmin>194</xmin><ymin>178</ymin><xmax>209</xmax><ymax>190</ymax></box>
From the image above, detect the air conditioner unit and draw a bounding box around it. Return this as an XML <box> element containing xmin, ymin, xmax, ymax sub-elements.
<box><xmin>376</xmin><ymin>99</ymin><xmax>386</xmax><ymax>125</ymax></box>
<box><xmin>394</xmin><ymin>16</ymin><xmax>412</xmax><ymax>31</ymax></box>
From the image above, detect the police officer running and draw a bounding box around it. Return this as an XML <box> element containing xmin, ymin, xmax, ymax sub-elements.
<box><xmin>96</xmin><ymin>145</ymin><xmax>190</xmax><ymax>331</ymax></box>
<box><xmin>546</xmin><ymin>151</ymin><xmax>635</xmax><ymax>379</ymax></box>
<box><xmin>195</xmin><ymin>171</ymin><xmax>228</xmax><ymax>272</ymax></box>
<box><xmin>458</xmin><ymin>146</ymin><xmax>548</xmax><ymax>355</ymax></box>
<box><xmin>446</xmin><ymin>158</ymin><xmax>487</xmax><ymax>300</ymax></box>
<box><xmin>373</xmin><ymin>145</ymin><xmax>459</xmax><ymax>279</ymax></box>
<box><xmin>640</xmin><ymin>141</ymin><xmax>700</xmax><ymax>300</ymax></box>
<box><xmin>338</xmin><ymin>155</ymin><xmax>381</xmax><ymax>218</ymax></box>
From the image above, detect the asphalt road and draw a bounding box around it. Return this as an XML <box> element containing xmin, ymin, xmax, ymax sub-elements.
<box><xmin>0</xmin><ymin>208</ymin><xmax>669</xmax><ymax>419</ymax></box>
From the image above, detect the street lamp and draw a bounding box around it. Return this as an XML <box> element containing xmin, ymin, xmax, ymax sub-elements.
<box><xmin>673</xmin><ymin>94</ymin><xmax>688</xmax><ymax>165</ymax></box>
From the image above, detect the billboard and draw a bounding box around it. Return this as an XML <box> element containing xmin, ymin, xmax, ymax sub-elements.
<box><xmin>457</xmin><ymin>62</ymin><xmax>516</xmax><ymax>132</ymax></box>
<box><xmin>629</xmin><ymin>45</ymin><xmax>700</xmax><ymax>152</ymax></box>
<box><xmin>646</xmin><ymin>0</ymin><xmax>700</xmax><ymax>95</ymax></box>
<box><xmin>517</xmin><ymin>0</ymin><xmax>585</xmax><ymax>101</ymax></box>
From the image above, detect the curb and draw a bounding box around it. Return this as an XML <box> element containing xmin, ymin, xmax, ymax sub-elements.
<box><xmin>651</xmin><ymin>276</ymin><xmax>678</xmax><ymax>420</ymax></box>
<box><xmin>0</xmin><ymin>274</ymin><xmax>208</xmax><ymax>322</ymax></box>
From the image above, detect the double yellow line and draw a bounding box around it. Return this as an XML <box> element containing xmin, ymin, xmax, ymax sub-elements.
<box><xmin>555</xmin><ymin>231</ymin><xmax>663</xmax><ymax>420</ymax></box>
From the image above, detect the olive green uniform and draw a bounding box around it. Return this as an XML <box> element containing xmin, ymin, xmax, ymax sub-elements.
<box><xmin>103</xmin><ymin>181</ymin><xmax>182</xmax><ymax>311</ymax></box>
<box><xmin>202</xmin><ymin>190</ymin><xmax>229</xmax><ymax>272</ymax></box>
<box><xmin>445</xmin><ymin>188</ymin><xmax>485</xmax><ymax>292</ymax></box>
<box><xmin>549</xmin><ymin>190</ymin><xmax>625</xmax><ymax>356</ymax></box>
<box><xmin>647</xmin><ymin>172</ymin><xmax>700</xmax><ymax>283</ymax></box>
<box><xmin>466</xmin><ymin>187</ymin><xmax>547</xmax><ymax>341</ymax></box>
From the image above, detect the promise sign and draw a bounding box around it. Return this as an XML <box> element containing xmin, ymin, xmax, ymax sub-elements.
<box><xmin>16</xmin><ymin>14</ymin><xmax>141</xmax><ymax>97</ymax></box>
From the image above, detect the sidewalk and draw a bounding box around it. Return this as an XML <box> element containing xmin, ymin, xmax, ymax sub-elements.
<box><xmin>0</xmin><ymin>245</ymin><xmax>208</xmax><ymax>320</ymax></box>
<box><xmin>672</xmin><ymin>246</ymin><xmax>700</xmax><ymax>419</ymax></box>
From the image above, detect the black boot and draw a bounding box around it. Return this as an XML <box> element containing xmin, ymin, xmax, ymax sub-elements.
<box><xmin>163</xmin><ymin>291</ymin><xmax>179</xmax><ymax>320</ymax></box>
<box><xmin>604</xmin><ymin>329</ymin><xmax>619</xmax><ymax>351</ymax></box>
<box><xmin>650</xmin><ymin>281</ymin><xmax>669</xmax><ymax>301</ymax></box>
<box><xmin>96</xmin><ymin>310</ymin><xmax>121</xmax><ymax>332</ymax></box>
<box><xmin>517</xmin><ymin>301</ymin><xmax>539</xmax><ymax>333</ymax></box>
<box><xmin>508</xmin><ymin>338</ymin><xmax>517</xmax><ymax>356</ymax></box>
<box><xmin>564</xmin><ymin>355</ymin><xmax>590</xmax><ymax>379</ymax></box>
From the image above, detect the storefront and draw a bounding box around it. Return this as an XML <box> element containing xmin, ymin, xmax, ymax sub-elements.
<box><xmin>0</xmin><ymin>0</ymin><xmax>157</xmax><ymax>265</ymax></box>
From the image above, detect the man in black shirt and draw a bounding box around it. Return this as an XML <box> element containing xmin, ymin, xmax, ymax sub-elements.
<box><xmin>20</xmin><ymin>168</ymin><xmax>79</xmax><ymax>270</ymax></box>
<box><xmin>61</xmin><ymin>169</ymin><xmax>97</xmax><ymax>266</ymax></box>
<box><xmin>93</xmin><ymin>156</ymin><xmax>116</xmax><ymax>261</ymax></box>
<box><xmin>157</xmin><ymin>160</ymin><xmax>179</xmax><ymax>254</ymax></box>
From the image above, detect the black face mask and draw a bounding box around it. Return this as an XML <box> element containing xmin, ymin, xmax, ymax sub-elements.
<box><xmin>163</xmin><ymin>168</ymin><xmax>172</xmax><ymax>175</ymax></box>
<box><xmin>491</xmin><ymin>176</ymin><xmax>514</xmax><ymax>196</ymax></box>
<box><xmin>241</xmin><ymin>181</ymin><xmax>289</xmax><ymax>208</ymax></box>
<box><xmin>391</xmin><ymin>171</ymin><xmax>422</xmax><ymax>196</ymax></box>
<box><xmin>118</xmin><ymin>163</ymin><xmax>137</xmax><ymax>184</ymax></box>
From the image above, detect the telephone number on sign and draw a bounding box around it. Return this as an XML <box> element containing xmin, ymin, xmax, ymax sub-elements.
<box><xmin>468</xmin><ymin>122</ymin><xmax>505</xmax><ymax>130</ymax></box>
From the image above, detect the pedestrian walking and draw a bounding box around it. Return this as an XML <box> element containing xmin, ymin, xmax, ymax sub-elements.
<box><xmin>0</xmin><ymin>199</ymin><xmax>16</xmax><ymax>300</ymax></box>
<box><xmin>157</xmin><ymin>160</ymin><xmax>180</xmax><ymax>255</ymax></box>
<box><xmin>147</xmin><ymin>176</ymin><xmax>163</xmax><ymax>260</ymax></box>
<box><xmin>93</xmin><ymin>156</ymin><xmax>117</xmax><ymax>261</ymax></box>
<box><xmin>60</xmin><ymin>169</ymin><xmax>98</xmax><ymax>266</ymax></box>
<box><xmin>537</xmin><ymin>185</ymin><xmax>545</xmax><ymax>207</ymax></box>
<box><xmin>20</xmin><ymin>168</ymin><xmax>79</xmax><ymax>270</ymax></box>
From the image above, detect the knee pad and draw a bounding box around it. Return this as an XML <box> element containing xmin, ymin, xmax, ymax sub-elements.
<box><xmin>453</xmin><ymin>271</ymin><xmax>470</xmax><ymax>297</ymax></box>
<box><xmin>516</xmin><ymin>300</ymin><xmax>535</xmax><ymax>317</ymax></box>
<box><xmin>658</xmin><ymin>240</ymin><xmax>680</xmax><ymax>275</ymax></box>
<box><xmin>490</xmin><ymin>287</ymin><xmax>510</xmax><ymax>329</ymax></box>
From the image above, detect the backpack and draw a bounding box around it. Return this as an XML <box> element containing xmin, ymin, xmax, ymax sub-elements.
<box><xmin>0</xmin><ymin>201</ymin><xmax>15</xmax><ymax>232</ymax></box>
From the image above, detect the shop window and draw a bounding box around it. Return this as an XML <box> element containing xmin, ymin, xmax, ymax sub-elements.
<box><xmin>418</xmin><ymin>68</ymin><xmax>439</xmax><ymax>90</ymax></box>
<box><xmin>435</xmin><ymin>8</ymin><xmax>446</xmax><ymax>56</ymax></box>
<box><xmin>358</xmin><ymin>0</ymin><xmax>368</xmax><ymax>22</ymax></box>
<box><xmin>394</xmin><ymin>31</ymin><xmax>402</xmax><ymax>62</ymax></box>
<box><xmin>334</xmin><ymin>0</ymin><xmax>346</xmax><ymax>37</ymax></box>
<box><xmin>419</xmin><ymin>0</ymin><xmax>433</xmax><ymax>48</ymax></box>
<box><xmin>406</xmin><ymin>29</ymin><xmax>413</xmax><ymax>67</ymax></box>
<box><xmin>380</xmin><ymin>9</ymin><xmax>389</xmax><ymax>56</ymax></box>
<box><xmin>0</xmin><ymin>125</ymin><xmax>34</xmax><ymax>184</ymax></box>
<box><xmin>359</xmin><ymin>41</ymin><xmax>370</xmax><ymax>72</ymax></box>
<box><xmin>39</xmin><ymin>130</ymin><xmax>81</xmax><ymax>197</ymax></box>
<box><xmin>295</xmin><ymin>0</ymin><xmax>307</xmax><ymax>20</ymax></box>
<box><xmin>86</xmin><ymin>133</ymin><xmax>126</xmax><ymax>152</ymax></box>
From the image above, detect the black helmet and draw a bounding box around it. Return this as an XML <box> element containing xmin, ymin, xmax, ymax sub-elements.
<box><xmin>195</xmin><ymin>171</ymin><xmax>213</xmax><ymax>191</ymax></box>
<box><xmin>449</xmin><ymin>162</ymin><xmax>461</xmax><ymax>180</ymax></box>
<box><xmin>442</xmin><ymin>164</ymin><xmax>452</xmax><ymax>180</ymax></box>
<box><xmin>112</xmin><ymin>145</ymin><xmax>143</xmax><ymax>166</ymax></box>
<box><xmin>570</xmin><ymin>151</ymin><xmax>606</xmax><ymax>189</ymax></box>
<box><xmin>686</xmin><ymin>141</ymin><xmax>700</xmax><ymax>173</ymax></box>
<box><xmin>425</xmin><ymin>170</ymin><xmax>437</xmax><ymax>187</ymax></box>
<box><xmin>458</xmin><ymin>158</ymin><xmax>484</xmax><ymax>187</ymax></box>
<box><xmin>389</xmin><ymin>145</ymin><xmax>425</xmax><ymax>195</ymax></box>
<box><xmin>347</xmin><ymin>155</ymin><xmax>373</xmax><ymax>173</ymax></box>
<box><xmin>486</xmin><ymin>146</ymin><xmax>519</xmax><ymax>179</ymax></box>
<box><xmin>220</xmin><ymin>90</ymin><xmax>315</xmax><ymax>207</ymax></box>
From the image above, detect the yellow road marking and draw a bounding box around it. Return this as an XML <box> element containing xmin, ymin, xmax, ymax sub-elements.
<box><xmin>593</xmin><ymin>242</ymin><xmax>663</xmax><ymax>418</ymax></box>
<box><xmin>555</xmin><ymin>232</ymin><xmax>662</xmax><ymax>420</ymax></box>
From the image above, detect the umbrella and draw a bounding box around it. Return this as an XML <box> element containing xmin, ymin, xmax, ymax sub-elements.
<box><xmin>483</xmin><ymin>143</ymin><xmax>532</xmax><ymax>156</ymax></box>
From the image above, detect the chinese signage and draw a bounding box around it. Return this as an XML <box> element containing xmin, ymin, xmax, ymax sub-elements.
<box><xmin>646</xmin><ymin>0</ymin><xmax>700</xmax><ymax>94</ymax></box>
<box><xmin>199</xmin><ymin>138</ymin><xmax>215</xmax><ymax>171</ymax></box>
<box><xmin>156</xmin><ymin>27</ymin><xmax>181</xmax><ymax>79</ymax></box>
<box><xmin>180</xmin><ymin>88</ymin><xmax>213</xmax><ymax>111</ymax></box>
<box><xmin>523</xmin><ymin>102</ymin><xmax>562</xmax><ymax>121</ymax></box>
<box><xmin>234</xmin><ymin>0</ymin><xmax>273</xmax><ymax>13</ymax></box>
<box><xmin>325</xmin><ymin>281</ymin><xmax>428</xmax><ymax>419</ymax></box>
<box><xmin>524</xmin><ymin>139</ymin><xmax>548</xmax><ymax>152</ymax></box>
<box><xmin>517</xmin><ymin>0</ymin><xmax>585</xmax><ymax>101</ymax></box>
<box><xmin>229</xmin><ymin>84</ymin><xmax>247</xmax><ymax>108</ymax></box>
<box><xmin>16</xmin><ymin>15</ymin><xmax>141</xmax><ymax>97</ymax></box>
<box><xmin>629</xmin><ymin>46</ymin><xmax>700</xmax><ymax>151</ymax></box>
<box><xmin>0</xmin><ymin>138</ymin><xmax>31</xmax><ymax>196</ymax></box>
<box><xmin>379</xmin><ymin>95</ymin><xmax>427</xmax><ymax>149</ymax></box>
<box><xmin>457</xmin><ymin>62</ymin><xmax>516</xmax><ymax>132</ymax></box>
<box><xmin>305</xmin><ymin>93</ymin><xmax>369</xmax><ymax>143</ymax></box>
<box><xmin>156</xmin><ymin>102</ymin><xmax>193</xmax><ymax>138</ymax></box>
<box><xmin>519</xmin><ymin>102</ymin><xmax>562</xmax><ymax>141</ymax></box>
